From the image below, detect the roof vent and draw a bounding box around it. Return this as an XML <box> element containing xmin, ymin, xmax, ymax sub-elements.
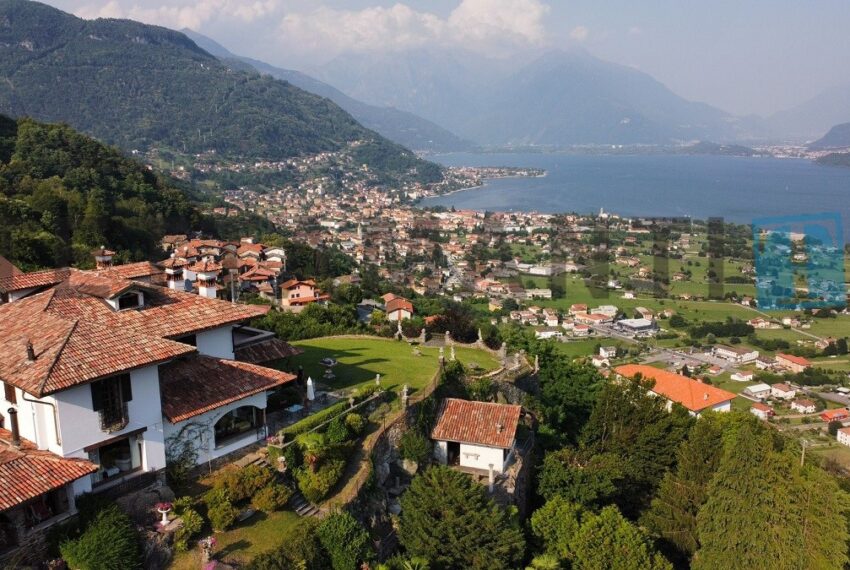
<box><xmin>703</xmin><ymin>393</ymin><xmax>709</xmax><ymax>400</ymax></box>
<box><xmin>25</xmin><ymin>340</ymin><xmax>35</xmax><ymax>363</ymax></box>
<box><xmin>496</xmin><ymin>422</ymin><xmax>504</xmax><ymax>433</ymax></box>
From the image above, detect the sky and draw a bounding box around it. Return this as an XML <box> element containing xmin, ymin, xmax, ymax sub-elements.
<box><xmin>44</xmin><ymin>0</ymin><xmax>850</xmax><ymax>116</ymax></box>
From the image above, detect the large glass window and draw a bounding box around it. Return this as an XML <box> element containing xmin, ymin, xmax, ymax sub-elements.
<box><xmin>214</xmin><ymin>406</ymin><xmax>262</xmax><ymax>447</ymax></box>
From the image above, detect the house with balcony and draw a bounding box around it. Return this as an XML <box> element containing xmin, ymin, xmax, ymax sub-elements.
<box><xmin>0</xmin><ymin>266</ymin><xmax>298</xmax><ymax>552</ymax></box>
<box><xmin>280</xmin><ymin>279</ymin><xmax>330</xmax><ymax>312</ymax></box>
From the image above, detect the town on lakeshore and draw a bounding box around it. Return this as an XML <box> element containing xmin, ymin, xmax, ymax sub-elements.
<box><xmin>3</xmin><ymin>1</ymin><xmax>850</xmax><ymax>569</ymax></box>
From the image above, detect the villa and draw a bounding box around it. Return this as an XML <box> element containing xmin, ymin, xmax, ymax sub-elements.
<box><xmin>614</xmin><ymin>365</ymin><xmax>735</xmax><ymax>417</ymax></box>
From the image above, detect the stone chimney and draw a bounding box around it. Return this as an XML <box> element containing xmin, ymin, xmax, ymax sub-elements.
<box><xmin>190</xmin><ymin>260</ymin><xmax>222</xmax><ymax>299</ymax></box>
<box><xmin>92</xmin><ymin>246</ymin><xmax>115</xmax><ymax>270</ymax></box>
<box><xmin>7</xmin><ymin>407</ymin><xmax>20</xmax><ymax>448</ymax></box>
<box><xmin>163</xmin><ymin>254</ymin><xmax>187</xmax><ymax>291</ymax></box>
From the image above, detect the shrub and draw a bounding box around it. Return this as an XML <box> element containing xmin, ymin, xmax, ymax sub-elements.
<box><xmin>172</xmin><ymin>496</ymin><xmax>195</xmax><ymax>516</ymax></box>
<box><xmin>173</xmin><ymin>507</ymin><xmax>203</xmax><ymax>552</ymax></box>
<box><xmin>245</xmin><ymin>518</ymin><xmax>328</xmax><ymax>569</ymax></box>
<box><xmin>345</xmin><ymin>413</ymin><xmax>366</xmax><ymax>436</ymax></box>
<box><xmin>60</xmin><ymin>506</ymin><xmax>142</xmax><ymax>569</ymax></box>
<box><xmin>284</xmin><ymin>443</ymin><xmax>303</xmax><ymax>470</ymax></box>
<box><xmin>252</xmin><ymin>484</ymin><xmax>294</xmax><ymax>513</ymax></box>
<box><xmin>399</xmin><ymin>431</ymin><xmax>431</xmax><ymax>465</ymax></box>
<box><xmin>296</xmin><ymin>459</ymin><xmax>346</xmax><ymax>503</ymax></box>
<box><xmin>326</xmin><ymin>417</ymin><xmax>351</xmax><ymax>444</ymax></box>
<box><xmin>207</xmin><ymin>500</ymin><xmax>238</xmax><ymax>532</ymax></box>
<box><xmin>317</xmin><ymin>511</ymin><xmax>375</xmax><ymax>570</ymax></box>
<box><xmin>281</xmin><ymin>386</ymin><xmax>380</xmax><ymax>439</ymax></box>
<box><xmin>212</xmin><ymin>465</ymin><xmax>275</xmax><ymax>503</ymax></box>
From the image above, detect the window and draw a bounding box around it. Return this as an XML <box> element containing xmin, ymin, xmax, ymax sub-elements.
<box><xmin>91</xmin><ymin>375</ymin><xmax>132</xmax><ymax>432</ymax></box>
<box><xmin>117</xmin><ymin>292</ymin><xmax>142</xmax><ymax>310</ymax></box>
<box><xmin>214</xmin><ymin>406</ymin><xmax>263</xmax><ymax>447</ymax></box>
<box><xmin>3</xmin><ymin>382</ymin><xmax>15</xmax><ymax>404</ymax></box>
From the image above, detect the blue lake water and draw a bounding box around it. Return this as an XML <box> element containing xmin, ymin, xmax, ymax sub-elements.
<box><xmin>421</xmin><ymin>153</ymin><xmax>850</xmax><ymax>239</ymax></box>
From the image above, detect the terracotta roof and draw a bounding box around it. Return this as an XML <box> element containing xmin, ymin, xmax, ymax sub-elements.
<box><xmin>235</xmin><ymin>338</ymin><xmax>303</xmax><ymax>364</ymax></box>
<box><xmin>0</xmin><ymin>290</ymin><xmax>195</xmax><ymax>397</ymax></box>
<box><xmin>776</xmin><ymin>353</ymin><xmax>812</xmax><ymax>367</ymax></box>
<box><xmin>431</xmin><ymin>398</ymin><xmax>521</xmax><ymax>449</ymax></box>
<box><xmin>0</xmin><ymin>428</ymin><xmax>98</xmax><ymax>512</ymax></box>
<box><xmin>159</xmin><ymin>257</ymin><xmax>187</xmax><ymax>269</ymax></box>
<box><xmin>159</xmin><ymin>355</ymin><xmax>297</xmax><ymax>422</ymax></box>
<box><xmin>772</xmin><ymin>383</ymin><xmax>795</xmax><ymax>392</ymax></box>
<box><xmin>821</xmin><ymin>408</ymin><xmax>849</xmax><ymax>421</ymax></box>
<box><xmin>188</xmin><ymin>260</ymin><xmax>222</xmax><ymax>273</ymax></box>
<box><xmin>751</xmin><ymin>402</ymin><xmax>773</xmax><ymax>413</ymax></box>
<box><xmin>614</xmin><ymin>365</ymin><xmax>736</xmax><ymax>413</ymax></box>
<box><xmin>90</xmin><ymin>262</ymin><xmax>164</xmax><ymax>282</ymax></box>
<box><xmin>0</xmin><ymin>255</ymin><xmax>21</xmax><ymax>280</ymax></box>
<box><xmin>280</xmin><ymin>279</ymin><xmax>316</xmax><ymax>290</ymax></box>
<box><xmin>0</xmin><ymin>268</ymin><xmax>70</xmax><ymax>294</ymax></box>
<box><xmin>386</xmin><ymin>296</ymin><xmax>413</xmax><ymax>314</ymax></box>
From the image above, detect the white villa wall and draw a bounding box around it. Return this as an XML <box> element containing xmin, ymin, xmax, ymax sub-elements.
<box><xmin>197</xmin><ymin>326</ymin><xmax>235</xmax><ymax>359</ymax></box>
<box><xmin>163</xmin><ymin>391</ymin><xmax>267</xmax><ymax>466</ymax></box>
<box><xmin>9</xmin><ymin>288</ymin><xmax>38</xmax><ymax>302</ymax></box>
<box><xmin>52</xmin><ymin>365</ymin><xmax>166</xmax><ymax>471</ymax></box>
<box><xmin>459</xmin><ymin>443</ymin><xmax>508</xmax><ymax>473</ymax></box>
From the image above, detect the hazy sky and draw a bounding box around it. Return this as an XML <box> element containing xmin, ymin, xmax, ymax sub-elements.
<box><xmin>46</xmin><ymin>0</ymin><xmax>850</xmax><ymax>116</ymax></box>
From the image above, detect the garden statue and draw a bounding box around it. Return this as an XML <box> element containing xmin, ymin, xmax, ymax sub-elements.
<box><xmin>477</xmin><ymin>328</ymin><xmax>484</xmax><ymax>344</ymax></box>
<box><xmin>499</xmin><ymin>341</ymin><xmax>507</xmax><ymax>361</ymax></box>
<box><xmin>376</xmin><ymin>373</ymin><xmax>381</xmax><ymax>387</ymax></box>
<box><xmin>420</xmin><ymin>327</ymin><xmax>427</xmax><ymax>343</ymax></box>
<box><xmin>450</xmin><ymin>345</ymin><xmax>456</xmax><ymax>361</ymax></box>
<box><xmin>401</xmin><ymin>384</ymin><xmax>409</xmax><ymax>408</ymax></box>
<box><xmin>445</xmin><ymin>330</ymin><xmax>452</xmax><ymax>346</ymax></box>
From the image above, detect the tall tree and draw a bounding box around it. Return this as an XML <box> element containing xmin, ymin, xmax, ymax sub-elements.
<box><xmin>568</xmin><ymin>506</ymin><xmax>672</xmax><ymax>570</ymax></box>
<box><xmin>538</xmin><ymin>359</ymin><xmax>604</xmax><ymax>444</ymax></box>
<box><xmin>399</xmin><ymin>466</ymin><xmax>525</xmax><ymax>570</ymax></box>
<box><xmin>537</xmin><ymin>448</ymin><xmax>624</xmax><ymax>508</ymax></box>
<box><xmin>640</xmin><ymin>413</ymin><xmax>724</xmax><ymax>565</ymax></box>
<box><xmin>530</xmin><ymin>496</ymin><xmax>583</xmax><ymax>560</ymax></box>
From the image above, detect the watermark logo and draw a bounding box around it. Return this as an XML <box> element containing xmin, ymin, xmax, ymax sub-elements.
<box><xmin>753</xmin><ymin>212</ymin><xmax>846</xmax><ymax>310</ymax></box>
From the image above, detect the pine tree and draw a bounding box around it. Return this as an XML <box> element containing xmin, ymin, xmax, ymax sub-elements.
<box><xmin>530</xmin><ymin>496</ymin><xmax>583</xmax><ymax>559</ymax></box>
<box><xmin>794</xmin><ymin>460</ymin><xmax>850</xmax><ymax>569</ymax></box>
<box><xmin>568</xmin><ymin>506</ymin><xmax>672</xmax><ymax>570</ymax></box>
<box><xmin>693</xmin><ymin>419</ymin><xmax>802</xmax><ymax>570</ymax></box>
<box><xmin>640</xmin><ymin>414</ymin><xmax>724</xmax><ymax>563</ymax></box>
<box><xmin>399</xmin><ymin>466</ymin><xmax>525</xmax><ymax>569</ymax></box>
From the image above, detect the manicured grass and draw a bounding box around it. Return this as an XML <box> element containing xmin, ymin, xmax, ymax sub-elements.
<box><xmin>285</xmin><ymin>337</ymin><xmax>500</xmax><ymax>396</ymax></box>
<box><xmin>169</xmin><ymin>510</ymin><xmax>301</xmax><ymax>570</ymax></box>
<box><xmin>812</xmin><ymin>358</ymin><xmax>850</xmax><ymax>372</ymax></box>
<box><xmin>552</xmin><ymin>338</ymin><xmax>614</xmax><ymax>358</ymax></box>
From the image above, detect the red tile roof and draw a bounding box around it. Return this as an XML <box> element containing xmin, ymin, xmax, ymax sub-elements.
<box><xmin>0</xmin><ymin>269</ymin><xmax>70</xmax><ymax>294</ymax></box>
<box><xmin>159</xmin><ymin>355</ymin><xmax>297</xmax><ymax>422</ymax></box>
<box><xmin>188</xmin><ymin>260</ymin><xmax>222</xmax><ymax>273</ymax></box>
<box><xmin>821</xmin><ymin>408</ymin><xmax>849</xmax><ymax>422</ymax></box>
<box><xmin>776</xmin><ymin>353</ymin><xmax>812</xmax><ymax>367</ymax></box>
<box><xmin>235</xmin><ymin>338</ymin><xmax>303</xmax><ymax>364</ymax></box>
<box><xmin>386</xmin><ymin>296</ymin><xmax>413</xmax><ymax>315</ymax></box>
<box><xmin>431</xmin><ymin>398</ymin><xmax>521</xmax><ymax>449</ymax></box>
<box><xmin>615</xmin><ymin>365</ymin><xmax>736</xmax><ymax>413</ymax></box>
<box><xmin>0</xmin><ymin>429</ymin><xmax>98</xmax><ymax>512</ymax></box>
<box><xmin>0</xmin><ymin>291</ymin><xmax>195</xmax><ymax>397</ymax></box>
<box><xmin>92</xmin><ymin>262</ymin><xmax>164</xmax><ymax>282</ymax></box>
<box><xmin>0</xmin><ymin>255</ymin><xmax>21</xmax><ymax>280</ymax></box>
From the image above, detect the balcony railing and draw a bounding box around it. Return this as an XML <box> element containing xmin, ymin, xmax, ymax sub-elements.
<box><xmin>99</xmin><ymin>403</ymin><xmax>129</xmax><ymax>433</ymax></box>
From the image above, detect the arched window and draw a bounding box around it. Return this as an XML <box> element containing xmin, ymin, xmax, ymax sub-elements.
<box><xmin>214</xmin><ymin>406</ymin><xmax>263</xmax><ymax>447</ymax></box>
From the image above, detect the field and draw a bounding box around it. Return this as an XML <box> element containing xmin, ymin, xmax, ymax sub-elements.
<box><xmin>285</xmin><ymin>337</ymin><xmax>500</xmax><ymax>396</ymax></box>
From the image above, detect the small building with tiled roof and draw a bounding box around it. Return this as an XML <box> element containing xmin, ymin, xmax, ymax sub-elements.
<box><xmin>431</xmin><ymin>398</ymin><xmax>522</xmax><ymax>473</ymax></box>
<box><xmin>776</xmin><ymin>353</ymin><xmax>812</xmax><ymax>374</ymax></box>
<box><xmin>614</xmin><ymin>364</ymin><xmax>736</xmax><ymax>416</ymax></box>
<box><xmin>384</xmin><ymin>294</ymin><xmax>414</xmax><ymax>322</ymax></box>
<box><xmin>279</xmin><ymin>279</ymin><xmax>329</xmax><ymax>312</ymax></box>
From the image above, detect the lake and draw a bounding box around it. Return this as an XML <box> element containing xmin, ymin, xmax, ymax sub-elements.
<box><xmin>421</xmin><ymin>153</ymin><xmax>850</xmax><ymax>238</ymax></box>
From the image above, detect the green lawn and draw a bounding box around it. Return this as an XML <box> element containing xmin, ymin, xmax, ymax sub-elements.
<box><xmin>169</xmin><ymin>510</ymin><xmax>301</xmax><ymax>569</ymax></box>
<box><xmin>552</xmin><ymin>338</ymin><xmax>616</xmax><ymax>358</ymax></box>
<box><xmin>809</xmin><ymin>444</ymin><xmax>850</xmax><ymax>470</ymax></box>
<box><xmin>284</xmin><ymin>337</ymin><xmax>500</xmax><ymax>396</ymax></box>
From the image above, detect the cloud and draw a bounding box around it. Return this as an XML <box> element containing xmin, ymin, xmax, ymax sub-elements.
<box><xmin>278</xmin><ymin>0</ymin><xmax>550</xmax><ymax>56</ymax></box>
<box><xmin>569</xmin><ymin>25</ymin><xmax>589</xmax><ymax>42</ymax></box>
<box><xmin>75</xmin><ymin>0</ymin><xmax>278</xmax><ymax>30</ymax></box>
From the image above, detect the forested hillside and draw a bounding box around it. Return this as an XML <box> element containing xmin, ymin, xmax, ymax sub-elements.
<box><xmin>0</xmin><ymin>114</ymin><xmax>201</xmax><ymax>269</ymax></box>
<box><xmin>0</xmin><ymin>0</ymin><xmax>440</xmax><ymax>183</ymax></box>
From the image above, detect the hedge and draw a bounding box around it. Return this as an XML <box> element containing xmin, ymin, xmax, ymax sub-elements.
<box><xmin>279</xmin><ymin>386</ymin><xmax>380</xmax><ymax>439</ymax></box>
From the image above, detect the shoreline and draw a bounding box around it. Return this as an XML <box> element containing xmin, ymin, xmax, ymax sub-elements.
<box><xmin>426</xmin><ymin>171</ymin><xmax>548</xmax><ymax>200</ymax></box>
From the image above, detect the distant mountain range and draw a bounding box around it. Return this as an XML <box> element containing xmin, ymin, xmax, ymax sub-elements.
<box><xmin>767</xmin><ymin>84</ymin><xmax>850</xmax><ymax>141</ymax></box>
<box><xmin>314</xmin><ymin>48</ymin><xmax>767</xmax><ymax>147</ymax></box>
<box><xmin>808</xmin><ymin>122</ymin><xmax>850</xmax><ymax>150</ymax></box>
<box><xmin>182</xmin><ymin>30</ymin><xmax>472</xmax><ymax>153</ymax></box>
<box><xmin>0</xmin><ymin>0</ymin><xmax>439</xmax><ymax>183</ymax></box>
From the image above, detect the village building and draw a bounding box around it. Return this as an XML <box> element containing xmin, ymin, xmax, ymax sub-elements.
<box><xmin>382</xmin><ymin>293</ymin><xmax>414</xmax><ymax>322</ymax></box>
<box><xmin>771</xmin><ymin>383</ymin><xmax>797</xmax><ymax>400</ymax></box>
<box><xmin>431</xmin><ymin>399</ymin><xmax>522</xmax><ymax>474</ymax></box>
<box><xmin>614</xmin><ymin>365</ymin><xmax>735</xmax><ymax>417</ymax></box>
<box><xmin>837</xmin><ymin>427</ymin><xmax>850</xmax><ymax>447</ymax></box>
<box><xmin>775</xmin><ymin>353</ymin><xmax>812</xmax><ymax>374</ymax></box>
<box><xmin>820</xmin><ymin>408</ymin><xmax>850</xmax><ymax>423</ymax></box>
<box><xmin>712</xmin><ymin>344</ymin><xmax>759</xmax><ymax>364</ymax></box>
<box><xmin>750</xmin><ymin>402</ymin><xmax>775</xmax><ymax>421</ymax></box>
<box><xmin>743</xmin><ymin>383</ymin><xmax>772</xmax><ymax>399</ymax></box>
<box><xmin>279</xmin><ymin>279</ymin><xmax>329</xmax><ymax>312</ymax></box>
<box><xmin>791</xmin><ymin>399</ymin><xmax>817</xmax><ymax>414</ymax></box>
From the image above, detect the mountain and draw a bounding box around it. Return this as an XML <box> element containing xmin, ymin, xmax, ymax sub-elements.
<box><xmin>0</xmin><ymin>114</ymin><xmax>200</xmax><ymax>269</ymax></box>
<box><xmin>316</xmin><ymin>48</ymin><xmax>760</xmax><ymax>147</ymax></box>
<box><xmin>768</xmin><ymin>84</ymin><xmax>850</xmax><ymax>141</ymax></box>
<box><xmin>808</xmin><ymin>122</ymin><xmax>850</xmax><ymax>150</ymax></box>
<box><xmin>183</xmin><ymin>30</ymin><xmax>471</xmax><ymax>153</ymax></box>
<box><xmin>0</xmin><ymin>0</ymin><xmax>440</xmax><ymax>184</ymax></box>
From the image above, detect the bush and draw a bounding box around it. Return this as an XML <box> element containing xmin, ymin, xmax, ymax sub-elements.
<box><xmin>280</xmin><ymin>386</ymin><xmax>380</xmax><ymax>439</ymax></box>
<box><xmin>212</xmin><ymin>465</ymin><xmax>275</xmax><ymax>503</ymax></box>
<box><xmin>326</xmin><ymin>417</ymin><xmax>351</xmax><ymax>444</ymax></box>
<box><xmin>317</xmin><ymin>511</ymin><xmax>375</xmax><ymax>570</ymax></box>
<box><xmin>296</xmin><ymin>459</ymin><xmax>346</xmax><ymax>503</ymax></box>
<box><xmin>245</xmin><ymin>518</ymin><xmax>328</xmax><ymax>569</ymax></box>
<box><xmin>172</xmin><ymin>496</ymin><xmax>195</xmax><ymax>515</ymax></box>
<box><xmin>252</xmin><ymin>484</ymin><xmax>294</xmax><ymax>513</ymax></box>
<box><xmin>174</xmin><ymin>508</ymin><xmax>203</xmax><ymax>552</ymax></box>
<box><xmin>345</xmin><ymin>413</ymin><xmax>366</xmax><ymax>436</ymax></box>
<box><xmin>204</xmin><ymin>488</ymin><xmax>238</xmax><ymax>531</ymax></box>
<box><xmin>60</xmin><ymin>506</ymin><xmax>142</xmax><ymax>569</ymax></box>
<box><xmin>399</xmin><ymin>431</ymin><xmax>432</xmax><ymax>465</ymax></box>
<box><xmin>284</xmin><ymin>443</ymin><xmax>303</xmax><ymax>470</ymax></box>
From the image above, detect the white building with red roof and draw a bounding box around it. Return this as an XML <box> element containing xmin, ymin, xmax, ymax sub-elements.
<box><xmin>0</xmin><ymin>265</ymin><xmax>298</xmax><ymax>538</ymax></box>
<box><xmin>431</xmin><ymin>398</ymin><xmax>522</xmax><ymax>474</ymax></box>
<box><xmin>615</xmin><ymin>365</ymin><xmax>736</xmax><ymax>417</ymax></box>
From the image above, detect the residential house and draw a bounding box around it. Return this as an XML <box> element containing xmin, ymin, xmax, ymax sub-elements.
<box><xmin>599</xmin><ymin>346</ymin><xmax>618</xmax><ymax>359</ymax></box>
<box><xmin>750</xmin><ymin>402</ymin><xmax>775</xmax><ymax>421</ymax></box>
<box><xmin>614</xmin><ymin>365</ymin><xmax>735</xmax><ymax>417</ymax></box>
<box><xmin>383</xmin><ymin>293</ymin><xmax>414</xmax><ymax>322</ymax></box>
<box><xmin>731</xmin><ymin>371</ymin><xmax>754</xmax><ymax>382</ymax></box>
<box><xmin>771</xmin><ymin>383</ymin><xmax>797</xmax><ymax>400</ymax></box>
<box><xmin>821</xmin><ymin>408</ymin><xmax>850</xmax><ymax>423</ymax></box>
<box><xmin>775</xmin><ymin>353</ymin><xmax>811</xmax><ymax>374</ymax></box>
<box><xmin>838</xmin><ymin>427</ymin><xmax>850</xmax><ymax>447</ymax></box>
<box><xmin>743</xmin><ymin>383</ymin><xmax>772</xmax><ymax>399</ymax></box>
<box><xmin>280</xmin><ymin>279</ymin><xmax>329</xmax><ymax>312</ymax></box>
<box><xmin>534</xmin><ymin>326</ymin><xmax>563</xmax><ymax>340</ymax></box>
<box><xmin>572</xmin><ymin>324</ymin><xmax>591</xmax><ymax>337</ymax></box>
<box><xmin>791</xmin><ymin>399</ymin><xmax>817</xmax><ymax>414</ymax></box>
<box><xmin>431</xmin><ymin>399</ymin><xmax>522</xmax><ymax>474</ymax></box>
<box><xmin>0</xmin><ymin>268</ymin><xmax>298</xmax><ymax>554</ymax></box>
<box><xmin>591</xmin><ymin>355</ymin><xmax>610</xmax><ymax>368</ymax></box>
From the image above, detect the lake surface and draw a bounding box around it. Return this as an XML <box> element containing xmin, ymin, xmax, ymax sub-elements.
<box><xmin>421</xmin><ymin>153</ymin><xmax>850</xmax><ymax>238</ymax></box>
